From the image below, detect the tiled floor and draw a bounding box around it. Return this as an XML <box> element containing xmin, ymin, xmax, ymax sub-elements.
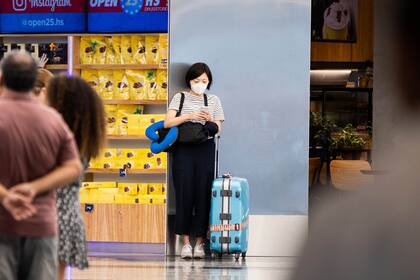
<box><xmin>67</xmin><ymin>256</ymin><xmax>296</xmax><ymax>280</ymax></box>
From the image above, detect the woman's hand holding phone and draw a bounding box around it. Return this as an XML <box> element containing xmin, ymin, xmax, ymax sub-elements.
<box><xmin>188</xmin><ymin>112</ymin><xmax>208</xmax><ymax>122</ymax></box>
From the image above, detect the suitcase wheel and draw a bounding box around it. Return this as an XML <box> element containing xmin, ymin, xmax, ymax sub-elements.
<box><xmin>234</xmin><ymin>253</ymin><xmax>241</xmax><ymax>261</ymax></box>
<box><xmin>211</xmin><ymin>251</ymin><xmax>217</xmax><ymax>259</ymax></box>
<box><xmin>242</xmin><ymin>252</ymin><xmax>247</xmax><ymax>260</ymax></box>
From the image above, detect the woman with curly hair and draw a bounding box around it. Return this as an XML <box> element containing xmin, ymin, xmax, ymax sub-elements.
<box><xmin>46</xmin><ymin>75</ymin><xmax>106</xmax><ymax>280</ymax></box>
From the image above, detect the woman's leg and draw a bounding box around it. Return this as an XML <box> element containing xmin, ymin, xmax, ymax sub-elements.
<box><xmin>195</xmin><ymin>237</ymin><xmax>205</xmax><ymax>246</ymax></box>
<box><xmin>192</xmin><ymin>141</ymin><xmax>216</xmax><ymax>240</ymax></box>
<box><xmin>183</xmin><ymin>235</ymin><xmax>191</xmax><ymax>245</ymax></box>
<box><xmin>172</xmin><ymin>146</ymin><xmax>196</xmax><ymax>239</ymax></box>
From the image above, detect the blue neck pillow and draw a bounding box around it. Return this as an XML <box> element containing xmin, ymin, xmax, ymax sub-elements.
<box><xmin>146</xmin><ymin>120</ymin><xmax>178</xmax><ymax>154</ymax></box>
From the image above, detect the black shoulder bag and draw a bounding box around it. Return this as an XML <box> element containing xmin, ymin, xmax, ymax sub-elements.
<box><xmin>177</xmin><ymin>94</ymin><xmax>211</xmax><ymax>144</ymax></box>
<box><xmin>159</xmin><ymin>93</ymin><xmax>214</xmax><ymax>152</ymax></box>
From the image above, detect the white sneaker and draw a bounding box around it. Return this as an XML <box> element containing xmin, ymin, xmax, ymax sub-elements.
<box><xmin>193</xmin><ymin>243</ymin><xmax>205</xmax><ymax>259</ymax></box>
<box><xmin>180</xmin><ymin>244</ymin><xmax>193</xmax><ymax>259</ymax></box>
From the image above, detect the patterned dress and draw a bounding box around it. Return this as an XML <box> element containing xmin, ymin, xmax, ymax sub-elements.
<box><xmin>56</xmin><ymin>163</ymin><xmax>89</xmax><ymax>269</ymax></box>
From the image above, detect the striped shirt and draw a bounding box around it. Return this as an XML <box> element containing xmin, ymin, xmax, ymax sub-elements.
<box><xmin>168</xmin><ymin>91</ymin><xmax>225</xmax><ymax>124</ymax></box>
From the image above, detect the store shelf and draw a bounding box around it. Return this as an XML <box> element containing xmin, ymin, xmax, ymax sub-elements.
<box><xmin>107</xmin><ymin>135</ymin><xmax>149</xmax><ymax>140</ymax></box>
<box><xmin>45</xmin><ymin>64</ymin><xmax>68</xmax><ymax>70</ymax></box>
<box><xmin>102</xmin><ymin>100</ymin><xmax>166</xmax><ymax>105</ymax></box>
<box><xmin>74</xmin><ymin>64</ymin><xmax>167</xmax><ymax>70</ymax></box>
<box><xmin>86</xmin><ymin>168</ymin><xmax>166</xmax><ymax>175</ymax></box>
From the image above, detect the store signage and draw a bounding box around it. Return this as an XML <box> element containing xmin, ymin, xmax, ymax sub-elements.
<box><xmin>0</xmin><ymin>0</ymin><xmax>86</xmax><ymax>33</ymax></box>
<box><xmin>88</xmin><ymin>0</ymin><xmax>168</xmax><ymax>33</ymax></box>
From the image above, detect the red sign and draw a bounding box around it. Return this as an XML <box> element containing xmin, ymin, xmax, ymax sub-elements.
<box><xmin>0</xmin><ymin>0</ymin><xmax>85</xmax><ymax>13</ymax></box>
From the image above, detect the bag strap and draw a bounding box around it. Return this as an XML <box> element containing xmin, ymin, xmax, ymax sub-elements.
<box><xmin>176</xmin><ymin>92</ymin><xmax>185</xmax><ymax>117</ymax></box>
<box><xmin>204</xmin><ymin>94</ymin><xmax>208</xmax><ymax>106</ymax></box>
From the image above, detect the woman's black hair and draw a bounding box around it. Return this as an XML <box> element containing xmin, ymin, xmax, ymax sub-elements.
<box><xmin>185</xmin><ymin>62</ymin><xmax>213</xmax><ymax>90</ymax></box>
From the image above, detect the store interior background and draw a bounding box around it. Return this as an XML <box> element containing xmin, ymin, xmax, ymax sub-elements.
<box><xmin>0</xmin><ymin>0</ymin><xmax>384</xmax><ymax>259</ymax></box>
<box><xmin>308</xmin><ymin>0</ymin><xmax>374</xmax><ymax>214</ymax></box>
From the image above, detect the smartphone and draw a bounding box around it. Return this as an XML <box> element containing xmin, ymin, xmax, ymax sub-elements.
<box><xmin>201</xmin><ymin>106</ymin><xmax>209</xmax><ymax>113</ymax></box>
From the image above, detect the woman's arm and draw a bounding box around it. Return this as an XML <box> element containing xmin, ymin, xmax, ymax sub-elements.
<box><xmin>164</xmin><ymin>110</ymin><xmax>207</xmax><ymax>128</ymax></box>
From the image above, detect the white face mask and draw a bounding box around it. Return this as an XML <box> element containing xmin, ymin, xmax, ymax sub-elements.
<box><xmin>191</xmin><ymin>82</ymin><xmax>208</xmax><ymax>94</ymax></box>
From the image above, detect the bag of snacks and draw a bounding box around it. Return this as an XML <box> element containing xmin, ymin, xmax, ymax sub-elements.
<box><xmin>80</xmin><ymin>37</ymin><xmax>94</xmax><ymax>64</ymax></box>
<box><xmin>107</xmin><ymin>36</ymin><xmax>122</xmax><ymax>64</ymax></box>
<box><xmin>98</xmin><ymin>70</ymin><xmax>114</xmax><ymax>100</ymax></box>
<box><xmin>126</xmin><ymin>70</ymin><xmax>147</xmax><ymax>100</ymax></box>
<box><xmin>159</xmin><ymin>34</ymin><xmax>168</xmax><ymax>65</ymax></box>
<box><xmin>81</xmin><ymin>70</ymin><xmax>99</xmax><ymax>94</ymax></box>
<box><xmin>117</xmin><ymin>105</ymin><xmax>144</xmax><ymax>135</ymax></box>
<box><xmin>145</xmin><ymin>70</ymin><xmax>158</xmax><ymax>100</ymax></box>
<box><xmin>156</xmin><ymin>70</ymin><xmax>168</xmax><ymax>100</ymax></box>
<box><xmin>121</xmin><ymin>36</ymin><xmax>133</xmax><ymax>64</ymax></box>
<box><xmin>91</xmin><ymin>36</ymin><xmax>107</xmax><ymax>64</ymax></box>
<box><xmin>146</xmin><ymin>35</ymin><xmax>159</xmax><ymax>65</ymax></box>
<box><xmin>114</xmin><ymin>70</ymin><xmax>130</xmax><ymax>100</ymax></box>
<box><xmin>104</xmin><ymin>105</ymin><xmax>117</xmax><ymax>135</ymax></box>
<box><xmin>132</xmin><ymin>35</ymin><xmax>146</xmax><ymax>64</ymax></box>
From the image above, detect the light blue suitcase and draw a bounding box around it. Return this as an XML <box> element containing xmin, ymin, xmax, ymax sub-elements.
<box><xmin>209</xmin><ymin>174</ymin><xmax>249</xmax><ymax>261</ymax></box>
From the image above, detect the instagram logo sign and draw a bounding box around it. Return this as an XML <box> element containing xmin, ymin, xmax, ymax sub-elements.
<box><xmin>13</xmin><ymin>0</ymin><xmax>27</xmax><ymax>11</ymax></box>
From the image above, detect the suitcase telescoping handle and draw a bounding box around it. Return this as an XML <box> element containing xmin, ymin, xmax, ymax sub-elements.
<box><xmin>215</xmin><ymin>135</ymin><xmax>220</xmax><ymax>178</ymax></box>
<box><xmin>215</xmin><ymin>135</ymin><xmax>232</xmax><ymax>179</ymax></box>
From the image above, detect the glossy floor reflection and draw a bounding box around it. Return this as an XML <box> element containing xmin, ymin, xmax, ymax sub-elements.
<box><xmin>67</xmin><ymin>256</ymin><xmax>296</xmax><ymax>280</ymax></box>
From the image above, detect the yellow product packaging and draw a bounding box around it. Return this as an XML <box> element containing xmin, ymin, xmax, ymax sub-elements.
<box><xmin>135</xmin><ymin>195</ymin><xmax>153</xmax><ymax>205</ymax></box>
<box><xmin>118</xmin><ymin>149</ymin><xmax>142</xmax><ymax>170</ymax></box>
<box><xmin>97</xmin><ymin>188</ymin><xmax>118</xmax><ymax>204</ymax></box>
<box><xmin>88</xmin><ymin>189</ymin><xmax>99</xmax><ymax>203</ymax></box>
<box><xmin>151</xmin><ymin>195</ymin><xmax>166</xmax><ymax>205</ymax></box>
<box><xmin>156</xmin><ymin>70</ymin><xmax>168</xmax><ymax>100</ymax></box>
<box><xmin>114</xmin><ymin>70</ymin><xmax>130</xmax><ymax>100</ymax></box>
<box><xmin>132</xmin><ymin>35</ymin><xmax>146</xmax><ymax>64</ymax></box>
<box><xmin>155</xmin><ymin>154</ymin><xmax>167</xmax><ymax>169</ymax></box>
<box><xmin>81</xmin><ymin>70</ymin><xmax>99</xmax><ymax>94</ymax></box>
<box><xmin>117</xmin><ymin>183</ymin><xmax>138</xmax><ymax>195</ymax></box>
<box><xmin>107</xmin><ymin>36</ymin><xmax>122</xmax><ymax>64</ymax></box>
<box><xmin>116</xmin><ymin>105</ymin><xmax>144</xmax><ymax>135</ymax></box>
<box><xmin>121</xmin><ymin>36</ymin><xmax>133</xmax><ymax>64</ymax></box>
<box><xmin>88</xmin><ymin>157</ymin><xmax>99</xmax><ymax>169</ymax></box>
<box><xmin>105</xmin><ymin>105</ymin><xmax>117</xmax><ymax>135</ymax></box>
<box><xmin>127</xmin><ymin>114</ymin><xmax>143</xmax><ymax>136</ymax></box>
<box><xmin>151</xmin><ymin>114</ymin><xmax>166</xmax><ymax>122</ymax></box>
<box><xmin>82</xmin><ymin>182</ymin><xmax>117</xmax><ymax>189</ymax></box>
<box><xmin>145</xmin><ymin>70</ymin><xmax>158</xmax><ymax>100</ymax></box>
<box><xmin>126</xmin><ymin>70</ymin><xmax>147</xmax><ymax>100</ymax></box>
<box><xmin>91</xmin><ymin>36</ymin><xmax>107</xmax><ymax>64</ymax></box>
<box><xmin>138</xmin><ymin>183</ymin><xmax>149</xmax><ymax>195</ymax></box>
<box><xmin>80</xmin><ymin>189</ymin><xmax>89</xmax><ymax>204</ymax></box>
<box><xmin>115</xmin><ymin>193</ymin><xmax>136</xmax><ymax>204</ymax></box>
<box><xmin>159</xmin><ymin>34</ymin><xmax>168</xmax><ymax>65</ymax></box>
<box><xmin>146</xmin><ymin>35</ymin><xmax>159</xmax><ymax>65</ymax></box>
<box><xmin>137</xmin><ymin>115</ymin><xmax>154</xmax><ymax>136</ymax></box>
<box><xmin>139</xmin><ymin>149</ymin><xmax>156</xmax><ymax>170</ymax></box>
<box><xmin>135</xmin><ymin>114</ymin><xmax>165</xmax><ymax>137</ymax></box>
<box><xmin>80</xmin><ymin>37</ymin><xmax>94</xmax><ymax>64</ymax></box>
<box><xmin>98</xmin><ymin>70</ymin><xmax>114</xmax><ymax>100</ymax></box>
<box><xmin>148</xmin><ymin>183</ymin><xmax>165</xmax><ymax>195</ymax></box>
<box><xmin>139</xmin><ymin>145</ymin><xmax>166</xmax><ymax>169</ymax></box>
<box><xmin>99</xmin><ymin>148</ymin><xmax>117</xmax><ymax>169</ymax></box>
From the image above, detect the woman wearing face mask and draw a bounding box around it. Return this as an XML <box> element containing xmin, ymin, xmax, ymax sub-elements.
<box><xmin>165</xmin><ymin>62</ymin><xmax>225</xmax><ymax>259</ymax></box>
